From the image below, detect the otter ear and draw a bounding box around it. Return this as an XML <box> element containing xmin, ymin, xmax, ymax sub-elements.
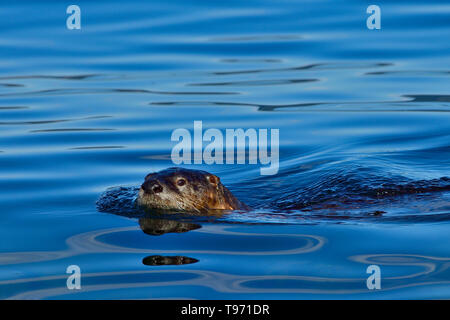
<box><xmin>207</xmin><ymin>174</ymin><xmax>220</xmax><ymax>187</ymax></box>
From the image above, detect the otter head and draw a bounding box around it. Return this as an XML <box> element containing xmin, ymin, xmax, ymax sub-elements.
<box><xmin>136</xmin><ymin>167</ymin><xmax>247</xmax><ymax>213</ymax></box>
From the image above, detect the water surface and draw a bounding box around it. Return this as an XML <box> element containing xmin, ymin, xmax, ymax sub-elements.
<box><xmin>0</xmin><ymin>0</ymin><xmax>449</xmax><ymax>299</ymax></box>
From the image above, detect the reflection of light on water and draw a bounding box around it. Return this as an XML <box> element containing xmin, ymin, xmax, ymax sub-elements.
<box><xmin>0</xmin><ymin>269</ymin><xmax>383</xmax><ymax>299</ymax></box>
<box><xmin>0</xmin><ymin>225</ymin><xmax>325</xmax><ymax>298</ymax></box>
<box><xmin>4</xmin><ymin>253</ymin><xmax>450</xmax><ymax>299</ymax></box>
<box><xmin>0</xmin><ymin>225</ymin><xmax>326</xmax><ymax>267</ymax></box>
<box><xmin>349</xmin><ymin>254</ymin><xmax>450</xmax><ymax>279</ymax></box>
<box><xmin>1</xmin><ymin>224</ymin><xmax>449</xmax><ymax>299</ymax></box>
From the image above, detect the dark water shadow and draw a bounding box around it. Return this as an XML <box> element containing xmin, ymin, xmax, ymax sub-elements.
<box><xmin>0</xmin><ymin>83</ymin><xmax>24</xmax><ymax>87</ymax></box>
<box><xmin>149</xmin><ymin>93</ymin><xmax>449</xmax><ymax>112</ymax></box>
<box><xmin>187</xmin><ymin>78</ymin><xmax>318</xmax><ymax>87</ymax></box>
<box><xmin>365</xmin><ymin>70</ymin><xmax>450</xmax><ymax>76</ymax></box>
<box><xmin>208</xmin><ymin>34</ymin><xmax>303</xmax><ymax>42</ymax></box>
<box><xmin>0</xmin><ymin>74</ymin><xmax>100</xmax><ymax>81</ymax></box>
<box><xmin>0</xmin><ymin>116</ymin><xmax>112</xmax><ymax>126</ymax></box>
<box><xmin>0</xmin><ymin>115</ymin><xmax>111</xmax><ymax>126</ymax></box>
<box><xmin>149</xmin><ymin>100</ymin><xmax>322</xmax><ymax>111</ymax></box>
<box><xmin>69</xmin><ymin>146</ymin><xmax>125</xmax><ymax>150</ymax></box>
<box><xmin>220</xmin><ymin>58</ymin><xmax>282</xmax><ymax>63</ymax></box>
<box><xmin>212</xmin><ymin>63</ymin><xmax>322</xmax><ymax>75</ymax></box>
<box><xmin>211</xmin><ymin>62</ymin><xmax>392</xmax><ymax>76</ymax></box>
<box><xmin>0</xmin><ymin>88</ymin><xmax>239</xmax><ymax>98</ymax></box>
<box><xmin>0</xmin><ymin>106</ymin><xmax>28</xmax><ymax>110</ymax></box>
<box><xmin>30</xmin><ymin>128</ymin><xmax>115</xmax><ymax>133</ymax></box>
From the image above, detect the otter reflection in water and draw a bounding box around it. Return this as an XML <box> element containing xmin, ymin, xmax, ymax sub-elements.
<box><xmin>143</xmin><ymin>255</ymin><xmax>199</xmax><ymax>266</ymax></box>
<box><xmin>139</xmin><ymin>217</ymin><xmax>201</xmax><ymax>266</ymax></box>
<box><xmin>137</xmin><ymin>167</ymin><xmax>249</xmax><ymax>213</ymax></box>
<box><xmin>138</xmin><ymin>217</ymin><xmax>201</xmax><ymax>236</ymax></box>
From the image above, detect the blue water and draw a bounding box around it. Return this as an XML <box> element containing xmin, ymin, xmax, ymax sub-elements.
<box><xmin>0</xmin><ymin>0</ymin><xmax>450</xmax><ymax>299</ymax></box>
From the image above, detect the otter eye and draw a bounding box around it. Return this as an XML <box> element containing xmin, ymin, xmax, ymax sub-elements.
<box><xmin>177</xmin><ymin>179</ymin><xmax>186</xmax><ymax>187</ymax></box>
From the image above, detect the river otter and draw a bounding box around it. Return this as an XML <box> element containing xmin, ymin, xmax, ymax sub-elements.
<box><xmin>136</xmin><ymin>167</ymin><xmax>249</xmax><ymax>213</ymax></box>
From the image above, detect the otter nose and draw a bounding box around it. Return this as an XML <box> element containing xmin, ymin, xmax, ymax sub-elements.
<box><xmin>142</xmin><ymin>181</ymin><xmax>163</xmax><ymax>194</ymax></box>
